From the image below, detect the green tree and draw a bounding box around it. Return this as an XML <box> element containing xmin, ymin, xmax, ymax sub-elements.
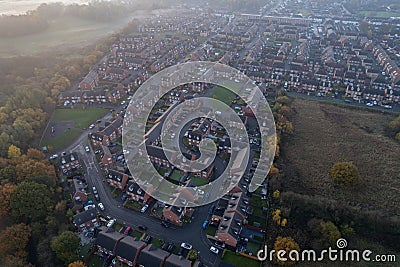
<box><xmin>11</xmin><ymin>182</ymin><xmax>52</xmax><ymax>221</ymax></box>
<box><xmin>330</xmin><ymin>162</ymin><xmax>360</xmax><ymax>186</ymax></box>
<box><xmin>320</xmin><ymin>221</ymin><xmax>341</xmax><ymax>246</ymax></box>
<box><xmin>188</xmin><ymin>249</ymin><xmax>198</xmax><ymax>260</ymax></box>
<box><xmin>51</xmin><ymin>231</ymin><xmax>80</xmax><ymax>264</ymax></box>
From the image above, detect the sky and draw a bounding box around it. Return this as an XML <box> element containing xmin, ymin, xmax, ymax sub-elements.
<box><xmin>0</xmin><ymin>0</ymin><xmax>89</xmax><ymax>15</ymax></box>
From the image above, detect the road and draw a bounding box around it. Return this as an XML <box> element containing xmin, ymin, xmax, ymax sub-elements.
<box><xmin>72</xmin><ymin>138</ymin><xmax>220</xmax><ymax>267</ymax></box>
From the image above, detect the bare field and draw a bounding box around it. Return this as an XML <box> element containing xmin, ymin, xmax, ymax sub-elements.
<box><xmin>282</xmin><ymin>98</ymin><xmax>400</xmax><ymax>214</ymax></box>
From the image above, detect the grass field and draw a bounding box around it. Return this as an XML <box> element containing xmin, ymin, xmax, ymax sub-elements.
<box><xmin>222</xmin><ymin>251</ymin><xmax>260</xmax><ymax>267</ymax></box>
<box><xmin>44</xmin><ymin>107</ymin><xmax>108</xmax><ymax>151</ymax></box>
<box><xmin>282</xmin><ymin>98</ymin><xmax>400</xmax><ymax>213</ymax></box>
<box><xmin>212</xmin><ymin>86</ymin><xmax>236</xmax><ymax>106</ymax></box>
<box><xmin>46</xmin><ymin>128</ymin><xmax>81</xmax><ymax>152</ymax></box>
<box><xmin>52</xmin><ymin>107</ymin><xmax>108</xmax><ymax>128</ymax></box>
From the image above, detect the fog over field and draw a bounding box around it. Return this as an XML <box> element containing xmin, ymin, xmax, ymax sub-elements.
<box><xmin>0</xmin><ymin>0</ymin><xmax>89</xmax><ymax>15</ymax></box>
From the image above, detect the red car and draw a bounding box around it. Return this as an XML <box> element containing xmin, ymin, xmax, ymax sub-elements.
<box><xmin>124</xmin><ymin>226</ymin><xmax>131</xmax><ymax>235</ymax></box>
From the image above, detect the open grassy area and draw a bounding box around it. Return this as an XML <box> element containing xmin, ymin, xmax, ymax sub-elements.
<box><xmin>282</xmin><ymin>98</ymin><xmax>400</xmax><ymax>213</ymax></box>
<box><xmin>46</xmin><ymin>128</ymin><xmax>81</xmax><ymax>152</ymax></box>
<box><xmin>44</xmin><ymin>107</ymin><xmax>108</xmax><ymax>151</ymax></box>
<box><xmin>212</xmin><ymin>86</ymin><xmax>236</xmax><ymax>106</ymax></box>
<box><xmin>206</xmin><ymin>225</ymin><xmax>217</xmax><ymax>236</ymax></box>
<box><xmin>52</xmin><ymin>108</ymin><xmax>108</xmax><ymax>129</ymax></box>
<box><xmin>222</xmin><ymin>251</ymin><xmax>260</xmax><ymax>267</ymax></box>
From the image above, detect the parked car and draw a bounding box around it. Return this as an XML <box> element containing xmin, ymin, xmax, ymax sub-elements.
<box><xmin>140</xmin><ymin>204</ymin><xmax>149</xmax><ymax>213</ymax></box>
<box><xmin>144</xmin><ymin>235</ymin><xmax>152</xmax><ymax>244</ymax></box>
<box><xmin>210</xmin><ymin>246</ymin><xmax>219</xmax><ymax>254</ymax></box>
<box><xmin>138</xmin><ymin>225</ymin><xmax>148</xmax><ymax>231</ymax></box>
<box><xmin>94</xmin><ymin>194</ymin><xmax>100</xmax><ymax>201</ymax></box>
<box><xmin>181</xmin><ymin>242</ymin><xmax>192</xmax><ymax>250</ymax></box>
<box><xmin>92</xmin><ymin>186</ymin><xmax>97</xmax><ymax>194</ymax></box>
<box><xmin>107</xmin><ymin>219</ymin><xmax>116</xmax><ymax>228</ymax></box>
<box><xmin>98</xmin><ymin>202</ymin><xmax>105</xmax><ymax>211</ymax></box>
<box><xmin>123</xmin><ymin>226</ymin><xmax>131</xmax><ymax>235</ymax></box>
<box><xmin>202</xmin><ymin>220</ymin><xmax>208</xmax><ymax>229</ymax></box>
<box><xmin>85</xmin><ymin>146</ymin><xmax>90</xmax><ymax>152</ymax></box>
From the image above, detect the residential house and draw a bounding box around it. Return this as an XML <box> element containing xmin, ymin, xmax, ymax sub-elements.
<box><xmin>59</xmin><ymin>152</ymin><xmax>80</xmax><ymax>174</ymax></box>
<box><xmin>79</xmin><ymin>71</ymin><xmax>99</xmax><ymax>91</ymax></box>
<box><xmin>136</xmin><ymin>244</ymin><xmax>170</xmax><ymax>267</ymax></box>
<box><xmin>107</xmin><ymin>170</ymin><xmax>130</xmax><ymax>190</ymax></box>
<box><xmin>73</xmin><ymin>207</ymin><xmax>99</xmax><ymax>232</ymax></box>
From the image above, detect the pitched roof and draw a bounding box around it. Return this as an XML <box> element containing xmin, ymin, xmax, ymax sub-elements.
<box><xmin>73</xmin><ymin>207</ymin><xmax>97</xmax><ymax>225</ymax></box>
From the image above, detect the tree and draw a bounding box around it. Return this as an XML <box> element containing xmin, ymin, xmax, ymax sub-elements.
<box><xmin>8</xmin><ymin>144</ymin><xmax>21</xmax><ymax>160</ymax></box>
<box><xmin>276</xmin><ymin>96</ymin><xmax>290</xmax><ymax>105</ymax></box>
<box><xmin>26</xmin><ymin>148</ymin><xmax>45</xmax><ymax>160</ymax></box>
<box><xmin>11</xmin><ymin>182</ymin><xmax>53</xmax><ymax>221</ymax></box>
<box><xmin>0</xmin><ymin>183</ymin><xmax>17</xmax><ymax>217</ymax></box>
<box><xmin>0</xmin><ymin>223</ymin><xmax>31</xmax><ymax>264</ymax></box>
<box><xmin>188</xmin><ymin>249</ymin><xmax>198</xmax><ymax>260</ymax></box>
<box><xmin>15</xmin><ymin>158</ymin><xmax>56</xmax><ymax>182</ymax></box>
<box><xmin>51</xmin><ymin>231</ymin><xmax>80</xmax><ymax>264</ymax></box>
<box><xmin>69</xmin><ymin>261</ymin><xmax>87</xmax><ymax>267</ymax></box>
<box><xmin>273</xmin><ymin>236</ymin><xmax>300</xmax><ymax>265</ymax></box>
<box><xmin>272</xmin><ymin>209</ymin><xmax>282</xmax><ymax>225</ymax></box>
<box><xmin>273</xmin><ymin>189</ymin><xmax>281</xmax><ymax>199</ymax></box>
<box><xmin>395</xmin><ymin>132</ymin><xmax>400</xmax><ymax>142</ymax></box>
<box><xmin>320</xmin><ymin>221</ymin><xmax>341</xmax><ymax>246</ymax></box>
<box><xmin>330</xmin><ymin>162</ymin><xmax>360</xmax><ymax>186</ymax></box>
<box><xmin>340</xmin><ymin>224</ymin><xmax>355</xmax><ymax>238</ymax></box>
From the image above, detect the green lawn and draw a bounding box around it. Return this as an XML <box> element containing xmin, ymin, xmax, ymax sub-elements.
<box><xmin>52</xmin><ymin>108</ymin><xmax>108</xmax><ymax>129</ymax></box>
<box><xmin>169</xmin><ymin>171</ymin><xmax>183</xmax><ymax>181</ymax></box>
<box><xmin>222</xmin><ymin>251</ymin><xmax>260</xmax><ymax>267</ymax></box>
<box><xmin>151</xmin><ymin>237</ymin><xmax>165</xmax><ymax>248</ymax></box>
<box><xmin>130</xmin><ymin>229</ymin><xmax>144</xmax><ymax>239</ymax></box>
<box><xmin>45</xmin><ymin>107</ymin><xmax>108</xmax><ymax>151</ymax></box>
<box><xmin>190</xmin><ymin>176</ymin><xmax>209</xmax><ymax>186</ymax></box>
<box><xmin>124</xmin><ymin>199</ymin><xmax>143</xmax><ymax>211</ymax></box>
<box><xmin>212</xmin><ymin>86</ymin><xmax>237</xmax><ymax>106</ymax></box>
<box><xmin>46</xmin><ymin>128</ymin><xmax>81</xmax><ymax>152</ymax></box>
<box><xmin>247</xmin><ymin>215</ymin><xmax>266</xmax><ymax>229</ymax></box>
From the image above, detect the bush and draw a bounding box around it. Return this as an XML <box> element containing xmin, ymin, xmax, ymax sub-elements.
<box><xmin>330</xmin><ymin>162</ymin><xmax>360</xmax><ymax>186</ymax></box>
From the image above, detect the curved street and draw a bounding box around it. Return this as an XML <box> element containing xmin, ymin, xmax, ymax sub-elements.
<box><xmin>71</xmin><ymin>134</ymin><xmax>220</xmax><ymax>267</ymax></box>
